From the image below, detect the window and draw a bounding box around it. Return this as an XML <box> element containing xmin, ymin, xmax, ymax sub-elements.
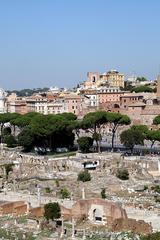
<box><xmin>93</xmin><ymin>76</ymin><xmax>96</xmax><ymax>82</ymax></box>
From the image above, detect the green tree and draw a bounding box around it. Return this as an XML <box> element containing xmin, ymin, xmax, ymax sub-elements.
<box><xmin>60</xmin><ymin>187</ymin><xmax>70</xmax><ymax>199</ymax></box>
<box><xmin>107</xmin><ymin>112</ymin><xmax>131</xmax><ymax>150</ymax></box>
<box><xmin>17</xmin><ymin>114</ymin><xmax>75</xmax><ymax>152</ymax></box>
<box><xmin>18</xmin><ymin>128</ymin><xmax>35</xmax><ymax>151</ymax></box>
<box><xmin>82</xmin><ymin>111</ymin><xmax>108</xmax><ymax>152</ymax></box>
<box><xmin>3</xmin><ymin>127</ymin><xmax>11</xmax><ymax>136</ymax></box>
<box><xmin>136</xmin><ymin>76</ymin><xmax>147</xmax><ymax>82</ymax></box>
<box><xmin>58</xmin><ymin>112</ymin><xmax>77</xmax><ymax>121</ymax></box>
<box><xmin>77</xmin><ymin>170</ymin><xmax>91</xmax><ymax>182</ymax></box>
<box><xmin>120</xmin><ymin>126</ymin><xmax>146</xmax><ymax>152</ymax></box>
<box><xmin>4</xmin><ymin>134</ymin><xmax>17</xmax><ymax>148</ymax></box>
<box><xmin>153</xmin><ymin>115</ymin><xmax>160</xmax><ymax>125</ymax></box>
<box><xmin>131</xmin><ymin>85</ymin><xmax>154</xmax><ymax>93</ymax></box>
<box><xmin>44</xmin><ymin>202</ymin><xmax>61</xmax><ymax>221</ymax></box>
<box><xmin>146</xmin><ymin>130</ymin><xmax>160</xmax><ymax>148</ymax></box>
<box><xmin>77</xmin><ymin>136</ymin><xmax>93</xmax><ymax>153</ymax></box>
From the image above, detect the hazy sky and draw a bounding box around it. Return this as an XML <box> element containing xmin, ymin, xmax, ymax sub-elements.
<box><xmin>1</xmin><ymin>0</ymin><xmax>160</xmax><ymax>90</ymax></box>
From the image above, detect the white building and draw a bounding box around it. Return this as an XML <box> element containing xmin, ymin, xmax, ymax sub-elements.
<box><xmin>0</xmin><ymin>88</ymin><xmax>7</xmax><ymax>113</ymax></box>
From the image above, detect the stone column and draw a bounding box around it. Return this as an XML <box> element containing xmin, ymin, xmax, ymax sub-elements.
<box><xmin>158</xmin><ymin>159</ymin><xmax>160</xmax><ymax>173</ymax></box>
<box><xmin>82</xmin><ymin>188</ymin><xmax>85</xmax><ymax>199</ymax></box>
<box><xmin>72</xmin><ymin>218</ymin><xmax>75</xmax><ymax>239</ymax></box>
<box><xmin>13</xmin><ymin>179</ymin><xmax>16</xmax><ymax>192</ymax></box>
<box><xmin>37</xmin><ymin>187</ymin><xmax>41</xmax><ymax>206</ymax></box>
<box><xmin>60</xmin><ymin>215</ymin><xmax>64</xmax><ymax>238</ymax></box>
<box><xmin>83</xmin><ymin>229</ymin><xmax>86</xmax><ymax>240</ymax></box>
<box><xmin>4</xmin><ymin>181</ymin><xmax>7</xmax><ymax>195</ymax></box>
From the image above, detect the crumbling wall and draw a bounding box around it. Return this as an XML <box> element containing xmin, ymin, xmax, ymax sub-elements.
<box><xmin>111</xmin><ymin>218</ymin><xmax>152</xmax><ymax>235</ymax></box>
<box><xmin>29</xmin><ymin>206</ymin><xmax>44</xmax><ymax>218</ymax></box>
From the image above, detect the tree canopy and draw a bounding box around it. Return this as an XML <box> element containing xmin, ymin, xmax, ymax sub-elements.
<box><xmin>146</xmin><ymin>130</ymin><xmax>160</xmax><ymax>148</ymax></box>
<box><xmin>131</xmin><ymin>85</ymin><xmax>154</xmax><ymax>93</ymax></box>
<box><xmin>120</xmin><ymin>125</ymin><xmax>147</xmax><ymax>151</ymax></box>
<box><xmin>107</xmin><ymin>112</ymin><xmax>131</xmax><ymax>150</ymax></box>
<box><xmin>44</xmin><ymin>202</ymin><xmax>61</xmax><ymax>221</ymax></box>
<box><xmin>136</xmin><ymin>76</ymin><xmax>148</xmax><ymax>82</ymax></box>
<box><xmin>153</xmin><ymin>115</ymin><xmax>160</xmax><ymax>125</ymax></box>
<box><xmin>77</xmin><ymin>136</ymin><xmax>93</xmax><ymax>153</ymax></box>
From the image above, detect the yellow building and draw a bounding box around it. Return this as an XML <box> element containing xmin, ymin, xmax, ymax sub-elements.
<box><xmin>81</xmin><ymin>70</ymin><xmax>124</xmax><ymax>89</ymax></box>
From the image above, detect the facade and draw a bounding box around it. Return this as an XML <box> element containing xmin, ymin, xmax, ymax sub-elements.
<box><xmin>120</xmin><ymin>94</ymin><xmax>144</xmax><ymax>109</ymax></box>
<box><xmin>79</xmin><ymin>89</ymin><xmax>98</xmax><ymax>108</ymax></box>
<box><xmin>64</xmin><ymin>94</ymin><xmax>87</xmax><ymax>117</ymax></box>
<box><xmin>61</xmin><ymin>198</ymin><xmax>127</xmax><ymax>226</ymax></box>
<box><xmin>8</xmin><ymin>99</ymin><xmax>28</xmax><ymax>114</ymax></box>
<box><xmin>81</xmin><ymin>69</ymin><xmax>124</xmax><ymax>89</ymax></box>
<box><xmin>0</xmin><ymin>88</ymin><xmax>7</xmax><ymax>113</ymax></box>
<box><xmin>98</xmin><ymin>88</ymin><xmax>124</xmax><ymax>110</ymax></box>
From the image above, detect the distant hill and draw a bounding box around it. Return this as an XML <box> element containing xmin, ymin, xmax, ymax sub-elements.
<box><xmin>7</xmin><ymin>87</ymin><xmax>50</xmax><ymax>97</ymax></box>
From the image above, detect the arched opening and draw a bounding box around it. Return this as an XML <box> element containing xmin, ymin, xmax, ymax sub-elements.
<box><xmin>114</xmin><ymin>104</ymin><xmax>120</xmax><ymax>108</ymax></box>
<box><xmin>93</xmin><ymin>208</ymin><xmax>103</xmax><ymax>222</ymax></box>
<box><xmin>92</xmin><ymin>76</ymin><xmax>96</xmax><ymax>82</ymax></box>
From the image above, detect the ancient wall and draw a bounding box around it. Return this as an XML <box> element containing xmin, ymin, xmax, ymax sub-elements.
<box><xmin>0</xmin><ymin>201</ymin><xmax>27</xmax><ymax>216</ymax></box>
<box><xmin>112</xmin><ymin>218</ymin><xmax>152</xmax><ymax>235</ymax></box>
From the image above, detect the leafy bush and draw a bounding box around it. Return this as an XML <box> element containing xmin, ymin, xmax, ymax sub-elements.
<box><xmin>151</xmin><ymin>185</ymin><xmax>160</xmax><ymax>193</ymax></box>
<box><xmin>55</xmin><ymin>179</ymin><xmax>60</xmax><ymax>187</ymax></box>
<box><xmin>60</xmin><ymin>187</ymin><xmax>70</xmax><ymax>199</ymax></box>
<box><xmin>140</xmin><ymin>232</ymin><xmax>160</xmax><ymax>240</ymax></box>
<box><xmin>77</xmin><ymin>137</ymin><xmax>93</xmax><ymax>153</ymax></box>
<box><xmin>44</xmin><ymin>202</ymin><xmax>61</xmax><ymax>221</ymax></box>
<box><xmin>101</xmin><ymin>188</ymin><xmax>106</xmax><ymax>199</ymax></box>
<box><xmin>45</xmin><ymin>187</ymin><xmax>51</xmax><ymax>194</ymax></box>
<box><xmin>77</xmin><ymin>170</ymin><xmax>91</xmax><ymax>182</ymax></box>
<box><xmin>116</xmin><ymin>168</ymin><xmax>129</xmax><ymax>180</ymax></box>
<box><xmin>5</xmin><ymin>163</ymin><xmax>14</xmax><ymax>178</ymax></box>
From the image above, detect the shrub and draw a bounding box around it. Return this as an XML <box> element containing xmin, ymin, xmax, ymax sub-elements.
<box><xmin>5</xmin><ymin>163</ymin><xmax>14</xmax><ymax>178</ymax></box>
<box><xmin>60</xmin><ymin>187</ymin><xmax>70</xmax><ymax>199</ymax></box>
<box><xmin>140</xmin><ymin>232</ymin><xmax>160</xmax><ymax>240</ymax></box>
<box><xmin>151</xmin><ymin>185</ymin><xmax>160</xmax><ymax>193</ymax></box>
<box><xmin>77</xmin><ymin>170</ymin><xmax>91</xmax><ymax>182</ymax></box>
<box><xmin>55</xmin><ymin>179</ymin><xmax>60</xmax><ymax>187</ymax></box>
<box><xmin>44</xmin><ymin>202</ymin><xmax>61</xmax><ymax>221</ymax></box>
<box><xmin>101</xmin><ymin>188</ymin><xmax>106</xmax><ymax>199</ymax></box>
<box><xmin>45</xmin><ymin>187</ymin><xmax>51</xmax><ymax>194</ymax></box>
<box><xmin>116</xmin><ymin>168</ymin><xmax>129</xmax><ymax>180</ymax></box>
<box><xmin>144</xmin><ymin>185</ymin><xmax>148</xmax><ymax>190</ymax></box>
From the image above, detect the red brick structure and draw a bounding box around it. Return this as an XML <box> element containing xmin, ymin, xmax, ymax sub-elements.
<box><xmin>61</xmin><ymin>198</ymin><xmax>127</xmax><ymax>227</ymax></box>
<box><xmin>112</xmin><ymin>218</ymin><xmax>152</xmax><ymax>235</ymax></box>
<box><xmin>0</xmin><ymin>201</ymin><xmax>28</xmax><ymax>216</ymax></box>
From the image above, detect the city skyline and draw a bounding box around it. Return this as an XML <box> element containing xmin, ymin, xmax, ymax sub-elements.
<box><xmin>1</xmin><ymin>0</ymin><xmax>160</xmax><ymax>90</ymax></box>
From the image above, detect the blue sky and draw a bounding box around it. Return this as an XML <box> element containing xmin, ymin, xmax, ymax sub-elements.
<box><xmin>0</xmin><ymin>0</ymin><xmax>160</xmax><ymax>89</ymax></box>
